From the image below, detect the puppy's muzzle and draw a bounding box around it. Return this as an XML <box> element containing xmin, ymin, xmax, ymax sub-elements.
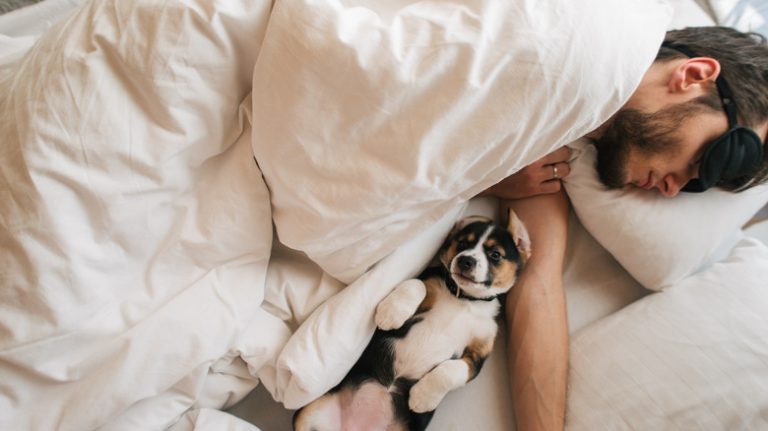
<box><xmin>457</xmin><ymin>255</ymin><xmax>476</xmax><ymax>272</ymax></box>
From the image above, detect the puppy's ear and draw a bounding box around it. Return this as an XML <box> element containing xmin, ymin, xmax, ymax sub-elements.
<box><xmin>506</xmin><ymin>208</ymin><xmax>531</xmax><ymax>263</ymax></box>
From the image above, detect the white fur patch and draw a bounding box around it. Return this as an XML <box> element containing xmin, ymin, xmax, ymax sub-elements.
<box><xmin>392</xmin><ymin>286</ymin><xmax>498</xmax><ymax>379</ymax></box>
<box><xmin>375</xmin><ymin>279</ymin><xmax>426</xmax><ymax>330</ymax></box>
<box><xmin>452</xmin><ymin>226</ymin><xmax>493</xmax><ymax>284</ymax></box>
<box><xmin>409</xmin><ymin>359</ymin><xmax>470</xmax><ymax>413</ymax></box>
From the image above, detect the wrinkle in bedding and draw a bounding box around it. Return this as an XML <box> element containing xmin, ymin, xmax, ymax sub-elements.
<box><xmin>1</xmin><ymin>0</ymin><xmax>275</xmax><ymax>430</ymax></box>
<box><xmin>252</xmin><ymin>0</ymin><xmax>672</xmax><ymax>283</ymax></box>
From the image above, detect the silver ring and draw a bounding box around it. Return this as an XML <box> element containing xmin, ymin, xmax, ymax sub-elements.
<box><xmin>552</xmin><ymin>164</ymin><xmax>560</xmax><ymax>179</ymax></box>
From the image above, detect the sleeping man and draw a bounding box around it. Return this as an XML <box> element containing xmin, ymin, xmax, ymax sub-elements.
<box><xmin>489</xmin><ymin>26</ymin><xmax>768</xmax><ymax>431</ymax></box>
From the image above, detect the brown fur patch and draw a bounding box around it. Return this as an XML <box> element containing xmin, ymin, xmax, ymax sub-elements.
<box><xmin>484</xmin><ymin>239</ymin><xmax>506</xmax><ymax>257</ymax></box>
<box><xmin>439</xmin><ymin>240</ymin><xmax>459</xmax><ymax>269</ymax></box>
<box><xmin>462</xmin><ymin>337</ymin><xmax>495</xmax><ymax>381</ymax></box>
<box><xmin>416</xmin><ymin>278</ymin><xmax>441</xmax><ymax>314</ymax></box>
<box><xmin>491</xmin><ymin>260</ymin><xmax>519</xmax><ymax>289</ymax></box>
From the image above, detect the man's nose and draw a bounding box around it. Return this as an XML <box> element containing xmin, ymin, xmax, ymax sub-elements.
<box><xmin>659</xmin><ymin>175</ymin><xmax>683</xmax><ymax>197</ymax></box>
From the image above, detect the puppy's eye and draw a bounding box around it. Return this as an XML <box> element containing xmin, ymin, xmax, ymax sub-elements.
<box><xmin>457</xmin><ymin>240</ymin><xmax>470</xmax><ymax>250</ymax></box>
<box><xmin>489</xmin><ymin>251</ymin><xmax>502</xmax><ymax>262</ymax></box>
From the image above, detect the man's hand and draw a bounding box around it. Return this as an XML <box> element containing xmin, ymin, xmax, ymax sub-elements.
<box><xmin>483</xmin><ymin>147</ymin><xmax>572</xmax><ymax>199</ymax></box>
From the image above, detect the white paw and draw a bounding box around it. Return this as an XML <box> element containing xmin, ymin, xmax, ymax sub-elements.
<box><xmin>374</xmin><ymin>297</ymin><xmax>413</xmax><ymax>330</ymax></box>
<box><xmin>408</xmin><ymin>377</ymin><xmax>445</xmax><ymax>413</ymax></box>
<box><xmin>374</xmin><ymin>279</ymin><xmax>425</xmax><ymax>330</ymax></box>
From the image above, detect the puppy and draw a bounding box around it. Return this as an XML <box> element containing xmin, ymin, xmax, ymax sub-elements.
<box><xmin>293</xmin><ymin>209</ymin><xmax>531</xmax><ymax>431</ymax></box>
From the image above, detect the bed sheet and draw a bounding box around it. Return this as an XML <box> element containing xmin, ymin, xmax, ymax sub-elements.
<box><xmin>1</xmin><ymin>1</ymin><xmax>279</xmax><ymax>430</ymax></box>
<box><xmin>0</xmin><ymin>0</ymin><xmax>81</xmax><ymax>37</ymax></box>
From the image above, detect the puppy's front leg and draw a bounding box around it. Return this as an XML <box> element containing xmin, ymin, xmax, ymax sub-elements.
<box><xmin>375</xmin><ymin>279</ymin><xmax>426</xmax><ymax>330</ymax></box>
<box><xmin>409</xmin><ymin>337</ymin><xmax>494</xmax><ymax>413</ymax></box>
<box><xmin>408</xmin><ymin>359</ymin><xmax>468</xmax><ymax>413</ymax></box>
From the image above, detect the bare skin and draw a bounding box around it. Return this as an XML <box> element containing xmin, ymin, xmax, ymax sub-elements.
<box><xmin>501</xmin><ymin>193</ymin><xmax>569</xmax><ymax>431</ymax></box>
<box><xmin>482</xmin><ymin>147</ymin><xmax>572</xmax><ymax>200</ymax></box>
<box><xmin>483</xmin><ymin>148</ymin><xmax>571</xmax><ymax>431</ymax></box>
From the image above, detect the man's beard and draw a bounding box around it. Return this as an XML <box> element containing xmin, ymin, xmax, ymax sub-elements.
<box><xmin>593</xmin><ymin>97</ymin><xmax>717</xmax><ymax>189</ymax></box>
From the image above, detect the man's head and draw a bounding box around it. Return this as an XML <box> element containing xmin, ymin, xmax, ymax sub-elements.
<box><xmin>593</xmin><ymin>27</ymin><xmax>768</xmax><ymax>197</ymax></box>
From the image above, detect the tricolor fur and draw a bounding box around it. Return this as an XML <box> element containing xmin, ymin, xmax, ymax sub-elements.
<box><xmin>293</xmin><ymin>210</ymin><xmax>531</xmax><ymax>431</ymax></box>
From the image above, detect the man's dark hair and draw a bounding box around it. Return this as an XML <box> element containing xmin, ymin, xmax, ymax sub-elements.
<box><xmin>658</xmin><ymin>27</ymin><xmax>768</xmax><ymax>191</ymax></box>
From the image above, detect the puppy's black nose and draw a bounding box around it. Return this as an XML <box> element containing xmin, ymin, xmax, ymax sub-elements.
<box><xmin>457</xmin><ymin>255</ymin><xmax>476</xmax><ymax>271</ymax></box>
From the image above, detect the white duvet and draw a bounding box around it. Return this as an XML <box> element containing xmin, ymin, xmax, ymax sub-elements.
<box><xmin>0</xmin><ymin>0</ymin><xmax>672</xmax><ymax>430</ymax></box>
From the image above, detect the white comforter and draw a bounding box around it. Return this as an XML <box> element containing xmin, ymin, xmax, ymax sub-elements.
<box><xmin>0</xmin><ymin>0</ymin><xmax>671</xmax><ymax>429</ymax></box>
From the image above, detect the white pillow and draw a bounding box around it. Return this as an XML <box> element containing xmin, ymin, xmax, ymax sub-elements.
<box><xmin>250</xmin><ymin>0</ymin><xmax>673</xmax><ymax>283</ymax></box>
<box><xmin>563</xmin><ymin>139</ymin><xmax>768</xmax><ymax>291</ymax></box>
<box><xmin>566</xmin><ymin>237</ymin><xmax>768</xmax><ymax>430</ymax></box>
<box><xmin>708</xmin><ymin>0</ymin><xmax>768</xmax><ymax>37</ymax></box>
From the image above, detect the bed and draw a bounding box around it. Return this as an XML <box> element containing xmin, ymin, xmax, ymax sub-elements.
<box><xmin>1</xmin><ymin>0</ymin><xmax>768</xmax><ymax>430</ymax></box>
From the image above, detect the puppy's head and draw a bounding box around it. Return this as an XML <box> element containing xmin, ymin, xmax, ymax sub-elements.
<box><xmin>438</xmin><ymin>209</ymin><xmax>531</xmax><ymax>299</ymax></box>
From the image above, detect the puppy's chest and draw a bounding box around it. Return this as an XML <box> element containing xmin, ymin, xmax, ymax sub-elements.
<box><xmin>391</xmin><ymin>287</ymin><xmax>499</xmax><ymax>379</ymax></box>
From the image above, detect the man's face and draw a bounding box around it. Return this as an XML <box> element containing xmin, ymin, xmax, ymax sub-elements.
<box><xmin>594</xmin><ymin>100</ymin><xmax>728</xmax><ymax>197</ymax></box>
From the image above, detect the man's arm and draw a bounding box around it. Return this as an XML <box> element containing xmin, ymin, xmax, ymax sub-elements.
<box><xmin>501</xmin><ymin>192</ymin><xmax>569</xmax><ymax>431</ymax></box>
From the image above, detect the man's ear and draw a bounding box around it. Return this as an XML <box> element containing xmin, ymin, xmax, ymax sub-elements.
<box><xmin>669</xmin><ymin>57</ymin><xmax>721</xmax><ymax>93</ymax></box>
<box><xmin>506</xmin><ymin>208</ymin><xmax>532</xmax><ymax>264</ymax></box>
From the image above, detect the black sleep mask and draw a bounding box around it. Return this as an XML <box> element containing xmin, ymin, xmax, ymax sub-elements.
<box><xmin>661</xmin><ymin>42</ymin><xmax>764</xmax><ymax>193</ymax></box>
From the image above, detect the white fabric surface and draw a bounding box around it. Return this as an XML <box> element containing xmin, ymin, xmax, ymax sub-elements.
<box><xmin>0</xmin><ymin>0</ymin><xmax>82</xmax><ymax>37</ymax></box>
<box><xmin>0</xmin><ymin>1</ymin><xmax>276</xmax><ymax>429</ymax></box>
<box><xmin>564</xmin><ymin>139</ymin><xmax>768</xmax><ymax>291</ymax></box>
<box><xmin>251</xmin><ymin>0</ymin><xmax>673</xmax><ymax>283</ymax></box>
<box><xmin>667</xmin><ymin>0</ymin><xmax>717</xmax><ymax>27</ymax></box>
<box><xmin>707</xmin><ymin>0</ymin><xmax>768</xmax><ymax>36</ymax></box>
<box><xmin>567</xmin><ymin>236</ymin><xmax>768</xmax><ymax>430</ymax></box>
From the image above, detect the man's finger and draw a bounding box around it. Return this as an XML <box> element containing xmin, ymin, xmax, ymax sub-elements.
<box><xmin>551</xmin><ymin>161</ymin><xmax>571</xmax><ymax>179</ymax></box>
<box><xmin>539</xmin><ymin>147</ymin><xmax>571</xmax><ymax>165</ymax></box>
<box><xmin>539</xmin><ymin>179</ymin><xmax>563</xmax><ymax>194</ymax></box>
<box><xmin>542</xmin><ymin>161</ymin><xmax>570</xmax><ymax>181</ymax></box>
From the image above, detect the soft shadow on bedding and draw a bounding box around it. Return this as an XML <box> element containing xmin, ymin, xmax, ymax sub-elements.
<box><xmin>227</xmin><ymin>386</ymin><xmax>294</xmax><ymax>431</ymax></box>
